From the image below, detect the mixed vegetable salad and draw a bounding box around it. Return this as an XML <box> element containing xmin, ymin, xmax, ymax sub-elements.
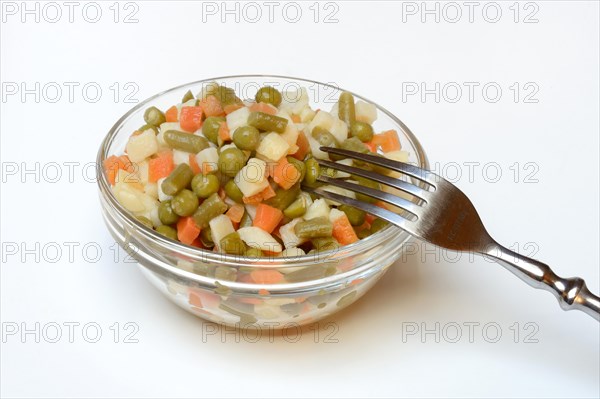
<box><xmin>104</xmin><ymin>83</ymin><xmax>408</xmax><ymax>261</ymax></box>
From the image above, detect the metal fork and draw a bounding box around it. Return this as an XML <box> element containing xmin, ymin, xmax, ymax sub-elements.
<box><xmin>303</xmin><ymin>147</ymin><xmax>600</xmax><ymax>321</ymax></box>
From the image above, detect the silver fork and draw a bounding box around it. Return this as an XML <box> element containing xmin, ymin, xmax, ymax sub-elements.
<box><xmin>303</xmin><ymin>147</ymin><xmax>600</xmax><ymax>321</ymax></box>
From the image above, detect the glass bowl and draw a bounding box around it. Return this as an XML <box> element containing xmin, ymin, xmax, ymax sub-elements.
<box><xmin>97</xmin><ymin>75</ymin><xmax>429</xmax><ymax>329</ymax></box>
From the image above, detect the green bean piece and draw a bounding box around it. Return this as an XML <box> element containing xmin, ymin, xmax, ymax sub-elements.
<box><xmin>312</xmin><ymin>127</ymin><xmax>338</xmax><ymax>147</ymax></box>
<box><xmin>351</xmin><ymin>175</ymin><xmax>380</xmax><ymax>204</ymax></box>
<box><xmin>224</xmin><ymin>180</ymin><xmax>244</xmax><ymax>203</ymax></box>
<box><xmin>357</xmin><ymin>228</ymin><xmax>372</xmax><ymax>239</ymax></box>
<box><xmin>215</xmin><ymin>266</ymin><xmax>237</xmax><ymax>282</ymax></box>
<box><xmin>265</xmin><ymin>183</ymin><xmax>300</xmax><ymax>210</ymax></box>
<box><xmin>181</xmin><ymin>90</ymin><xmax>194</xmax><ymax>103</ymax></box>
<box><xmin>218</xmin><ymin>148</ymin><xmax>246</xmax><ymax>177</ymax></box>
<box><xmin>144</xmin><ymin>106</ymin><xmax>166</xmax><ymax>127</ymax></box>
<box><xmin>350</xmin><ymin>121</ymin><xmax>374</xmax><ymax>142</ymax></box>
<box><xmin>244</xmin><ymin>247</ymin><xmax>263</xmax><ymax>259</ymax></box>
<box><xmin>202</xmin><ymin>116</ymin><xmax>225</xmax><ymax>145</ymax></box>
<box><xmin>239</xmin><ymin>211</ymin><xmax>253</xmax><ymax>228</ymax></box>
<box><xmin>191</xmin><ymin>173</ymin><xmax>220</xmax><ymax>198</ymax></box>
<box><xmin>338</xmin><ymin>91</ymin><xmax>356</xmax><ymax>126</ymax></box>
<box><xmin>200</xmin><ymin>226</ymin><xmax>214</xmax><ymax>248</ymax></box>
<box><xmin>138</xmin><ymin>124</ymin><xmax>158</xmax><ymax>134</ymax></box>
<box><xmin>161</xmin><ymin>164</ymin><xmax>194</xmax><ymax>196</ymax></box>
<box><xmin>248</xmin><ymin>111</ymin><xmax>288</xmax><ymax>133</ymax></box>
<box><xmin>339</xmin><ymin>205</ymin><xmax>366</xmax><ymax>226</ymax></box>
<box><xmin>164</xmin><ymin>130</ymin><xmax>209</xmax><ymax>153</ymax></box>
<box><xmin>303</xmin><ymin>158</ymin><xmax>320</xmax><ymax>185</ymax></box>
<box><xmin>283</xmin><ymin>196</ymin><xmax>308</xmax><ymax>219</ymax></box>
<box><xmin>220</xmin><ymin>232</ymin><xmax>247</xmax><ymax>255</ymax></box>
<box><xmin>211</xmin><ymin>85</ymin><xmax>242</xmax><ymax>108</ymax></box>
<box><xmin>232</xmin><ymin>126</ymin><xmax>260</xmax><ymax>151</ymax></box>
<box><xmin>171</xmin><ymin>189</ymin><xmax>199</xmax><ymax>217</ymax></box>
<box><xmin>341</xmin><ymin>137</ymin><xmax>369</xmax><ymax>153</ymax></box>
<box><xmin>158</xmin><ymin>200</ymin><xmax>180</xmax><ymax>225</ymax></box>
<box><xmin>286</xmin><ymin>156</ymin><xmax>306</xmax><ymax>182</ymax></box>
<box><xmin>255</xmin><ymin>86</ymin><xmax>282</xmax><ymax>107</ymax></box>
<box><xmin>192</xmin><ymin>193</ymin><xmax>228</xmax><ymax>228</ymax></box>
<box><xmin>156</xmin><ymin>225</ymin><xmax>178</xmax><ymax>240</ymax></box>
<box><xmin>136</xmin><ymin>216</ymin><xmax>154</xmax><ymax>229</ymax></box>
<box><xmin>294</xmin><ymin>216</ymin><xmax>333</xmax><ymax>239</ymax></box>
<box><xmin>311</xmin><ymin>237</ymin><xmax>339</xmax><ymax>252</ymax></box>
<box><xmin>370</xmin><ymin>218</ymin><xmax>389</xmax><ymax>233</ymax></box>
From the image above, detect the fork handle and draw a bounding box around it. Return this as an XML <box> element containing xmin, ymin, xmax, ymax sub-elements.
<box><xmin>485</xmin><ymin>243</ymin><xmax>600</xmax><ymax>320</ymax></box>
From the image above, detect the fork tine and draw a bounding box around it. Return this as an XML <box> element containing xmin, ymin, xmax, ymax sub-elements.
<box><xmin>316</xmin><ymin>159</ymin><xmax>431</xmax><ymax>203</ymax></box>
<box><xmin>302</xmin><ymin>186</ymin><xmax>412</xmax><ymax>230</ymax></box>
<box><xmin>320</xmin><ymin>147</ymin><xmax>438</xmax><ymax>186</ymax></box>
<box><xmin>317</xmin><ymin>175</ymin><xmax>421</xmax><ymax>217</ymax></box>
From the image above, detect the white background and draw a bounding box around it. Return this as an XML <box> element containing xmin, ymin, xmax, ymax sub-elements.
<box><xmin>1</xmin><ymin>1</ymin><xmax>599</xmax><ymax>398</ymax></box>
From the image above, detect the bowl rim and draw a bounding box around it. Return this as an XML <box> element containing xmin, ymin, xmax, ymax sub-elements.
<box><xmin>97</xmin><ymin>74</ymin><xmax>429</xmax><ymax>268</ymax></box>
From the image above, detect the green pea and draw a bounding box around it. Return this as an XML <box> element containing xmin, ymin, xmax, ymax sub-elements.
<box><xmin>220</xmin><ymin>232</ymin><xmax>247</xmax><ymax>255</ymax></box>
<box><xmin>158</xmin><ymin>200</ymin><xmax>180</xmax><ymax>225</ymax></box>
<box><xmin>232</xmin><ymin>126</ymin><xmax>260</xmax><ymax>151</ymax></box>
<box><xmin>156</xmin><ymin>225</ymin><xmax>178</xmax><ymax>240</ymax></box>
<box><xmin>248</xmin><ymin>111</ymin><xmax>288</xmax><ymax>133</ymax></box>
<box><xmin>181</xmin><ymin>90</ymin><xmax>194</xmax><ymax>103</ymax></box>
<box><xmin>171</xmin><ymin>189</ymin><xmax>199</xmax><ymax>217</ymax></box>
<box><xmin>164</xmin><ymin>130</ymin><xmax>209</xmax><ymax>153</ymax></box>
<box><xmin>202</xmin><ymin>116</ymin><xmax>225</xmax><ymax>145</ymax></box>
<box><xmin>350</xmin><ymin>121</ymin><xmax>374</xmax><ymax>142</ymax></box>
<box><xmin>303</xmin><ymin>158</ymin><xmax>320</xmax><ymax>185</ymax></box>
<box><xmin>312</xmin><ymin>127</ymin><xmax>337</xmax><ymax>147</ymax></box>
<box><xmin>338</xmin><ymin>91</ymin><xmax>356</xmax><ymax>126</ymax></box>
<box><xmin>339</xmin><ymin>205</ymin><xmax>366</xmax><ymax>226</ymax></box>
<box><xmin>192</xmin><ymin>193</ymin><xmax>228</xmax><ymax>228</ymax></box>
<box><xmin>224</xmin><ymin>180</ymin><xmax>244</xmax><ymax>203</ymax></box>
<box><xmin>144</xmin><ymin>106</ymin><xmax>166</xmax><ymax>127</ymax></box>
<box><xmin>191</xmin><ymin>173</ymin><xmax>220</xmax><ymax>198</ymax></box>
<box><xmin>200</xmin><ymin>226</ymin><xmax>214</xmax><ymax>248</ymax></box>
<box><xmin>218</xmin><ymin>148</ymin><xmax>246</xmax><ymax>177</ymax></box>
<box><xmin>137</xmin><ymin>124</ymin><xmax>158</xmax><ymax>134</ymax></box>
<box><xmin>370</xmin><ymin>218</ymin><xmax>389</xmax><ymax>233</ymax></box>
<box><xmin>161</xmin><ymin>164</ymin><xmax>194</xmax><ymax>196</ymax></box>
<box><xmin>255</xmin><ymin>86</ymin><xmax>282</xmax><ymax>107</ymax></box>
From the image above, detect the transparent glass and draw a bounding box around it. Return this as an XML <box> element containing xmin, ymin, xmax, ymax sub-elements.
<box><xmin>97</xmin><ymin>75</ymin><xmax>429</xmax><ymax>329</ymax></box>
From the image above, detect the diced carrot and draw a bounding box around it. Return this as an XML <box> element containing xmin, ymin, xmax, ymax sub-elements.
<box><xmin>218</xmin><ymin>187</ymin><xmax>226</xmax><ymax>200</ymax></box>
<box><xmin>291</xmin><ymin>131</ymin><xmax>310</xmax><ymax>161</ymax></box>
<box><xmin>365</xmin><ymin>213</ymin><xmax>376</xmax><ymax>225</ymax></box>
<box><xmin>250</xmin><ymin>269</ymin><xmax>284</xmax><ymax>284</ymax></box>
<box><xmin>103</xmin><ymin>155</ymin><xmax>132</xmax><ymax>185</ymax></box>
<box><xmin>372</xmin><ymin>130</ymin><xmax>401</xmax><ymax>152</ymax></box>
<box><xmin>239</xmin><ymin>297</ymin><xmax>263</xmax><ymax>305</ymax></box>
<box><xmin>190</xmin><ymin>237</ymin><xmax>204</xmax><ymax>248</ymax></box>
<box><xmin>262</xmin><ymin>250</ymin><xmax>279</xmax><ymax>257</ymax></box>
<box><xmin>148</xmin><ymin>151</ymin><xmax>174</xmax><ymax>183</ymax></box>
<box><xmin>250</xmin><ymin>102</ymin><xmax>278</xmax><ymax>115</ymax></box>
<box><xmin>332</xmin><ymin>214</ymin><xmax>359</xmax><ymax>245</ymax></box>
<box><xmin>272</xmin><ymin>157</ymin><xmax>301</xmax><ymax>189</ymax></box>
<box><xmin>261</xmin><ymin>184</ymin><xmax>276</xmax><ymax>200</ymax></box>
<box><xmin>179</xmin><ymin>106</ymin><xmax>204</xmax><ymax>132</ymax></box>
<box><xmin>177</xmin><ymin>217</ymin><xmax>201</xmax><ymax>245</ymax></box>
<box><xmin>189</xmin><ymin>291</ymin><xmax>203</xmax><ymax>307</ymax></box>
<box><xmin>237</xmin><ymin>273</ymin><xmax>254</xmax><ymax>283</ymax></box>
<box><xmin>226</xmin><ymin>204</ymin><xmax>245</xmax><ymax>224</ymax></box>
<box><xmin>199</xmin><ymin>95</ymin><xmax>225</xmax><ymax>117</ymax></box>
<box><xmin>364</xmin><ymin>140</ymin><xmax>377</xmax><ymax>153</ymax></box>
<box><xmin>291</xmin><ymin>114</ymin><xmax>301</xmax><ymax>123</ymax></box>
<box><xmin>218</xmin><ymin>122</ymin><xmax>231</xmax><ymax>142</ymax></box>
<box><xmin>223</xmin><ymin>103</ymin><xmax>244</xmax><ymax>114</ymax></box>
<box><xmin>189</xmin><ymin>154</ymin><xmax>201</xmax><ymax>174</ymax></box>
<box><xmin>351</xmin><ymin>278</ymin><xmax>364</xmax><ymax>286</ymax></box>
<box><xmin>165</xmin><ymin>105</ymin><xmax>178</xmax><ymax>122</ymax></box>
<box><xmin>258</xmin><ymin>289</ymin><xmax>270</xmax><ymax>296</ymax></box>
<box><xmin>355</xmin><ymin>220</ymin><xmax>370</xmax><ymax>232</ymax></box>
<box><xmin>253</xmin><ymin>203</ymin><xmax>283</xmax><ymax>234</ymax></box>
<box><xmin>189</xmin><ymin>289</ymin><xmax>220</xmax><ymax>309</ymax></box>
<box><xmin>242</xmin><ymin>184</ymin><xmax>276</xmax><ymax>204</ymax></box>
<box><xmin>375</xmin><ymin>200</ymin><xmax>390</xmax><ymax>211</ymax></box>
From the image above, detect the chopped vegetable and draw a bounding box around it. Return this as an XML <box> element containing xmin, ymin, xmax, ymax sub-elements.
<box><xmin>253</xmin><ymin>203</ymin><xmax>283</xmax><ymax>234</ymax></box>
<box><xmin>179</xmin><ymin>106</ymin><xmax>204</xmax><ymax>132</ymax></box>
<box><xmin>177</xmin><ymin>216</ymin><xmax>201</xmax><ymax>245</ymax></box>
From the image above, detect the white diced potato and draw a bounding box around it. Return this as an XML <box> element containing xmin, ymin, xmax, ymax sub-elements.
<box><xmin>159</xmin><ymin>122</ymin><xmax>181</xmax><ymax>134</ymax></box>
<box><xmin>280</xmin><ymin>87</ymin><xmax>309</xmax><ymax>115</ymax></box>
<box><xmin>382</xmin><ymin>150</ymin><xmax>410</xmax><ymax>180</ymax></box>
<box><xmin>209</xmin><ymin>215</ymin><xmax>235</xmax><ymax>250</ymax></box>
<box><xmin>115</xmin><ymin>168</ymin><xmax>141</xmax><ymax>186</ymax></box>
<box><xmin>136</xmin><ymin>204</ymin><xmax>160</xmax><ymax>228</ymax></box>
<box><xmin>234</xmin><ymin>158</ymin><xmax>269</xmax><ymax>197</ymax></box>
<box><xmin>144</xmin><ymin>182</ymin><xmax>158</xmax><ymax>199</ymax></box>
<box><xmin>226</xmin><ymin>106</ymin><xmax>250</xmax><ymax>132</ymax></box>
<box><xmin>126</xmin><ymin>130</ymin><xmax>158</xmax><ymax>162</ymax></box>
<box><xmin>335</xmin><ymin>159</ymin><xmax>353</xmax><ymax>178</ymax></box>
<box><xmin>280</xmin><ymin>247</ymin><xmax>306</xmax><ymax>258</ymax></box>
<box><xmin>195</xmin><ymin>147</ymin><xmax>219</xmax><ymax>174</ymax></box>
<box><xmin>329</xmin><ymin>208</ymin><xmax>346</xmax><ymax>223</ymax></box>
<box><xmin>113</xmin><ymin>181</ymin><xmax>157</xmax><ymax>214</ymax></box>
<box><xmin>253</xmin><ymin>303</ymin><xmax>285</xmax><ymax>319</ymax></box>
<box><xmin>279</xmin><ymin>218</ymin><xmax>306</xmax><ymax>249</ymax></box>
<box><xmin>329</xmin><ymin>118</ymin><xmax>348</xmax><ymax>143</ymax></box>
<box><xmin>256</xmin><ymin>132</ymin><xmax>290</xmax><ymax>162</ymax></box>
<box><xmin>306</xmin><ymin>110</ymin><xmax>335</xmax><ymax>135</ymax></box>
<box><xmin>172</xmin><ymin>149</ymin><xmax>190</xmax><ymax>165</ymax></box>
<box><xmin>321</xmin><ymin>185</ymin><xmax>356</xmax><ymax>206</ymax></box>
<box><xmin>304</xmin><ymin>198</ymin><xmax>330</xmax><ymax>220</ymax></box>
<box><xmin>244</xmin><ymin>204</ymin><xmax>257</xmax><ymax>220</ymax></box>
<box><xmin>156</xmin><ymin>177</ymin><xmax>172</xmax><ymax>202</ymax></box>
<box><xmin>306</xmin><ymin>134</ymin><xmax>330</xmax><ymax>160</ymax></box>
<box><xmin>137</xmin><ymin>160</ymin><xmax>149</xmax><ymax>185</ymax></box>
<box><xmin>237</xmin><ymin>227</ymin><xmax>282</xmax><ymax>253</ymax></box>
<box><xmin>330</xmin><ymin>102</ymin><xmax>339</xmax><ymax>117</ymax></box>
<box><xmin>299</xmin><ymin>191</ymin><xmax>313</xmax><ymax>208</ymax></box>
<box><xmin>355</xmin><ymin>100</ymin><xmax>377</xmax><ymax>124</ymax></box>
<box><xmin>277</xmin><ymin>111</ymin><xmax>299</xmax><ymax>151</ymax></box>
<box><xmin>197</xmin><ymin>82</ymin><xmax>219</xmax><ymax>99</ymax></box>
<box><xmin>299</xmin><ymin>106</ymin><xmax>316</xmax><ymax>123</ymax></box>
